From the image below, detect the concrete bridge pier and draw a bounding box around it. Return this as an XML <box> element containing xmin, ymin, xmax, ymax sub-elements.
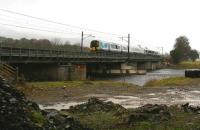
<box><xmin>87</xmin><ymin>62</ymin><xmax>145</xmax><ymax>76</ymax></box>
<box><xmin>121</xmin><ymin>62</ymin><xmax>138</xmax><ymax>74</ymax></box>
<box><xmin>145</xmin><ymin>62</ymin><xmax>155</xmax><ymax>71</ymax></box>
<box><xmin>137</xmin><ymin>62</ymin><xmax>147</xmax><ymax>74</ymax></box>
<box><xmin>146</xmin><ymin>61</ymin><xmax>162</xmax><ymax>70</ymax></box>
<box><xmin>58</xmin><ymin>63</ymin><xmax>86</xmax><ymax>81</ymax></box>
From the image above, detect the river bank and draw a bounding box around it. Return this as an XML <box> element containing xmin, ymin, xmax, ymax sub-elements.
<box><xmin>4</xmin><ymin>69</ymin><xmax>200</xmax><ymax>130</ymax></box>
<box><xmin>17</xmin><ymin>76</ymin><xmax>200</xmax><ymax>110</ymax></box>
<box><xmin>145</xmin><ymin>77</ymin><xmax>200</xmax><ymax>87</ymax></box>
<box><xmin>4</xmin><ymin>79</ymin><xmax>200</xmax><ymax>130</ymax></box>
<box><xmin>168</xmin><ymin>61</ymin><xmax>200</xmax><ymax>69</ymax></box>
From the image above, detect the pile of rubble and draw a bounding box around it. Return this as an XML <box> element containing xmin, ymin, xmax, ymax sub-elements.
<box><xmin>127</xmin><ymin>104</ymin><xmax>171</xmax><ymax>125</ymax></box>
<box><xmin>182</xmin><ymin>103</ymin><xmax>200</xmax><ymax>113</ymax></box>
<box><xmin>0</xmin><ymin>76</ymin><xmax>40</xmax><ymax>130</ymax></box>
<box><xmin>0</xmin><ymin>76</ymin><xmax>90</xmax><ymax>130</ymax></box>
<box><xmin>67</xmin><ymin>97</ymin><xmax>126</xmax><ymax>114</ymax></box>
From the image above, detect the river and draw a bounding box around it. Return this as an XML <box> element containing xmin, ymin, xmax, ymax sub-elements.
<box><xmin>106</xmin><ymin>69</ymin><xmax>185</xmax><ymax>86</ymax></box>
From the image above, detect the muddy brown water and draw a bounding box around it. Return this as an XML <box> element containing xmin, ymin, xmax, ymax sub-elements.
<box><xmin>39</xmin><ymin>69</ymin><xmax>200</xmax><ymax>110</ymax></box>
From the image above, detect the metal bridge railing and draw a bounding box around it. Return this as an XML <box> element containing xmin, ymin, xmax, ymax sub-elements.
<box><xmin>0</xmin><ymin>46</ymin><xmax>162</xmax><ymax>61</ymax></box>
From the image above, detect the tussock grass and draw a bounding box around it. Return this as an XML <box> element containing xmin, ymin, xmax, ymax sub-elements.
<box><xmin>26</xmin><ymin>80</ymin><xmax>133</xmax><ymax>88</ymax></box>
<box><xmin>68</xmin><ymin>105</ymin><xmax>200</xmax><ymax>130</ymax></box>
<box><xmin>31</xmin><ymin>112</ymin><xmax>47</xmax><ymax>127</ymax></box>
<box><xmin>177</xmin><ymin>61</ymin><xmax>200</xmax><ymax>69</ymax></box>
<box><xmin>144</xmin><ymin>77</ymin><xmax>200</xmax><ymax>87</ymax></box>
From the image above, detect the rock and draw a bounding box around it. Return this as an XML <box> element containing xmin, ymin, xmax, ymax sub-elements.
<box><xmin>27</xmin><ymin>101</ymin><xmax>40</xmax><ymax>111</ymax></box>
<box><xmin>43</xmin><ymin>109</ymin><xmax>92</xmax><ymax>130</ymax></box>
<box><xmin>127</xmin><ymin>104</ymin><xmax>171</xmax><ymax>125</ymax></box>
<box><xmin>0</xmin><ymin>76</ymin><xmax>91</xmax><ymax>130</ymax></box>
<box><xmin>181</xmin><ymin>103</ymin><xmax>200</xmax><ymax>113</ymax></box>
<box><xmin>68</xmin><ymin>97</ymin><xmax>126</xmax><ymax>114</ymax></box>
<box><xmin>9</xmin><ymin>98</ymin><xmax>17</xmax><ymax>104</ymax></box>
<box><xmin>127</xmin><ymin>113</ymin><xmax>148</xmax><ymax>124</ymax></box>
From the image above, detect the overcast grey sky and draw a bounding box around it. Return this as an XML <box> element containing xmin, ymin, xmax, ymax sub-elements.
<box><xmin>0</xmin><ymin>0</ymin><xmax>200</xmax><ymax>53</ymax></box>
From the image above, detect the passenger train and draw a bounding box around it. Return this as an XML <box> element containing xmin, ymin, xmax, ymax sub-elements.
<box><xmin>90</xmin><ymin>40</ymin><xmax>159</xmax><ymax>55</ymax></box>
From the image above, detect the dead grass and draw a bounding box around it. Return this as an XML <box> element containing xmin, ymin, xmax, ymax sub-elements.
<box><xmin>26</xmin><ymin>80</ymin><xmax>133</xmax><ymax>88</ymax></box>
<box><xmin>144</xmin><ymin>77</ymin><xmax>200</xmax><ymax>87</ymax></box>
<box><xmin>177</xmin><ymin>61</ymin><xmax>200</xmax><ymax>69</ymax></box>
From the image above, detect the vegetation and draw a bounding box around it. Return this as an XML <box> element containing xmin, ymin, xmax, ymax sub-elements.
<box><xmin>62</xmin><ymin>98</ymin><xmax>200</xmax><ymax>130</ymax></box>
<box><xmin>26</xmin><ymin>76</ymin><xmax>200</xmax><ymax>89</ymax></box>
<box><xmin>0</xmin><ymin>36</ymin><xmax>89</xmax><ymax>52</ymax></box>
<box><xmin>169</xmin><ymin>61</ymin><xmax>200</xmax><ymax>69</ymax></box>
<box><xmin>71</xmin><ymin>109</ymin><xmax>200</xmax><ymax>130</ymax></box>
<box><xmin>144</xmin><ymin>77</ymin><xmax>200</xmax><ymax>87</ymax></box>
<box><xmin>178</xmin><ymin>61</ymin><xmax>200</xmax><ymax>69</ymax></box>
<box><xmin>31</xmin><ymin>112</ymin><xmax>47</xmax><ymax>127</ymax></box>
<box><xmin>26</xmin><ymin>80</ymin><xmax>132</xmax><ymax>88</ymax></box>
<box><xmin>170</xmin><ymin>36</ymin><xmax>199</xmax><ymax>64</ymax></box>
<box><xmin>189</xmin><ymin>49</ymin><xmax>199</xmax><ymax>61</ymax></box>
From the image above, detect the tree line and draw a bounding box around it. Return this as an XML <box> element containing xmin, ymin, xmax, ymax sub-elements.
<box><xmin>0</xmin><ymin>36</ymin><xmax>89</xmax><ymax>52</ymax></box>
<box><xmin>170</xmin><ymin>36</ymin><xmax>199</xmax><ymax>64</ymax></box>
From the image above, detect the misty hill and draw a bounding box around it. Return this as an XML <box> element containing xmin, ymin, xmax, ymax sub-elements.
<box><xmin>0</xmin><ymin>36</ymin><xmax>89</xmax><ymax>52</ymax></box>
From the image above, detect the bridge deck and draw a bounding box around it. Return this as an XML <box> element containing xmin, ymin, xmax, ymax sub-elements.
<box><xmin>0</xmin><ymin>46</ymin><xmax>162</xmax><ymax>63</ymax></box>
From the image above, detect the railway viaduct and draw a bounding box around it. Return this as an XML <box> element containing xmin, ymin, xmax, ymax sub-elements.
<box><xmin>0</xmin><ymin>46</ymin><xmax>163</xmax><ymax>81</ymax></box>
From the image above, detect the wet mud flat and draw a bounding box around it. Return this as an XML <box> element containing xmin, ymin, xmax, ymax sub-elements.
<box><xmin>18</xmin><ymin>83</ymin><xmax>200</xmax><ymax>110</ymax></box>
<box><xmin>40</xmin><ymin>86</ymin><xmax>200</xmax><ymax>110</ymax></box>
<box><xmin>18</xmin><ymin>68</ymin><xmax>200</xmax><ymax>111</ymax></box>
<box><xmin>14</xmin><ymin>77</ymin><xmax>200</xmax><ymax>130</ymax></box>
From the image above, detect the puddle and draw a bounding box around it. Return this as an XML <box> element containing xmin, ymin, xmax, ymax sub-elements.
<box><xmin>39</xmin><ymin>102</ymin><xmax>84</xmax><ymax>110</ymax></box>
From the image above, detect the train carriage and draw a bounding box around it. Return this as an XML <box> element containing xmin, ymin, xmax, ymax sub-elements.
<box><xmin>90</xmin><ymin>40</ymin><xmax>159</xmax><ymax>55</ymax></box>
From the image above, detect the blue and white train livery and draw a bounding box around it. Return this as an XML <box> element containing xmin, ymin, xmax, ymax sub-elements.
<box><xmin>90</xmin><ymin>40</ymin><xmax>159</xmax><ymax>55</ymax></box>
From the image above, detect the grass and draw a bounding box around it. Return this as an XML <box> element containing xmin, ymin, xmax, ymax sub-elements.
<box><xmin>172</xmin><ymin>61</ymin><xmax>200</xmax><ymax>69</ymax></box>
<box><xmin>67</xmin><ymin>106</ymin><xmax>200</xmax><ymax>130</ymax></box>
<box><xmin>26</xmin><ymin>80</ymin><xmax>133</xmax><ymax>88</ymax></box>
<box><xmin>74</xmin><ymin>111</ymin><xmax>122</xmax><ymax>129</ymax></box>
<box><xmin>144</xmin><ymin>77</ymin><xmax>200</xmax><ymax>87</ymax></box>
<box><xmin>31</xmin><ymin>111</ymin><xmax>47</xmax><ymax>127</ymax></box>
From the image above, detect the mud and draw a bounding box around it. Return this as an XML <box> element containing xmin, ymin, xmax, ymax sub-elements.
<box><xmin>39</xmin><ymin>86</ymin><xmax>200</xmax><ymax>110</ymax></box>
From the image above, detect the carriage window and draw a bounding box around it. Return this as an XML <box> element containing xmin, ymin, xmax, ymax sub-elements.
<box><xmin>103</xmin><ymin>43</ymin><xmax>108</xmax><ymax>48</ymax></box>
<box><xmin>111</xmin><ymin>44</ymin><xmax>116</xmax><ymax>49</ymax></box>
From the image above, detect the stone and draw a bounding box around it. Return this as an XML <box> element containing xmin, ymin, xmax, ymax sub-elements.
<box><xmin>127</xmin><ymin>104</ymin><xmax>171</xmax><ymax>125</ymax></box>
<box><xmin>9</xmin><ymin>98</ymin><xmax>17</xmax><ymax>104</ymax></box>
